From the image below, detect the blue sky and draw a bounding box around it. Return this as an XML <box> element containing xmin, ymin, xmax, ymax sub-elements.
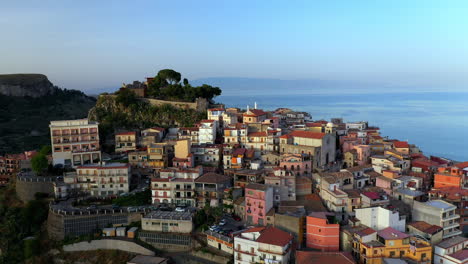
<box><xmin>1</xmin><ymin>1</ymin><xmax>468</xmax><ymax>92</ymax></box>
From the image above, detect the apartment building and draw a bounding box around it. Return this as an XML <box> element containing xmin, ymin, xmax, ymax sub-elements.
<box><xmin>265</xmin><ymin>169</ymin><xmax>296</xmax><ymax>203</ymax></box>
<box><xmin>353</xmin><ymin>227</ymin><xmax>432</xmax><ymax>264</ymax></box>
<box><xmin>306</xmin><ymin>212</ymin><xmax>340</xmax><ymax>251</ymax></box>
<box><xmin>234</xmin><ymin>226</ymin><xmax>293</xmax><ymax>264</ymax></box>
<box><xmin>191</xmin><ymin>144</ymin><xmax>221</xmax><ymax>167</ymax></box>
<box><xmin>279</xmin><ymin>153</ymin><xmax>312</xmax><ymax>177</ymax></box>
<box><xmin>245</xmin><ymin>183</ymin><xmax>273</xmax><ymax>226</ymax></box>
<box><xmin>50</xmin><ymin>119</ymin><xmax>101</xmax><ymax>167</ymax></box>
<box><xmin>194</xmin><ymin>172</ymin><xmax>232</xmax><ymax>207</ymax></box>
<box><xmin>148</xmin><ymin>143</ymin><xmax>174</xmax><ymax>168</ymax></box>
<box><xmin>434</xmin><ymin>236</ymin><xmax>468</xmax><ymax>264</ymax></box>
<box><xmin>63</xmin><ymin>162</ymin><xmax>130</xmax><ymax>197</ymax></box>
<box><xmin>224</xmin><ymin>123</ymin><xmax>248</xmax><ymax>145</ymax></box>
<box><xmin>199</xmin><ymin>120</ymin><xmax>217</xmax><ymax>144</ymax></box>
<box><xmin>115</xmin><ymin>131</ymin><xmax>137</xmax><ymax>152</ymax></box>
<box><xmin>355</xmin><ymin>207</ymin><xmax>406</xmax><ymax>232</ymax></box>
<box><xmin>413</xmin><ymin>200</ymin><xmax>462</xmax><ymax>239</ymax></box>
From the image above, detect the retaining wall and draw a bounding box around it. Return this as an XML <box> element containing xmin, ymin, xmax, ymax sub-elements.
<box><xmin>63</xmin><ymin>239</ymin><xmax>154</xmax><ymax>256</ymax></box>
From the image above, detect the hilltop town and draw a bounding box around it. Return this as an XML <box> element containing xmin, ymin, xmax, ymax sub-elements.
<box><xmin>1</xmin><ymin>70</ymin><xmax>467</xmax><ymax>264</ymax></box>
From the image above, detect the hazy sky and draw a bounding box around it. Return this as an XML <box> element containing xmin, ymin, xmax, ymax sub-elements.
<box><xmin>1</xmin><ymin>1</ymin><xmax>468</xmax><ymax>92</ymax></box>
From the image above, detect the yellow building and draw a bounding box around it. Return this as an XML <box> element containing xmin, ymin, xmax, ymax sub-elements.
<box><xmin>355</xmin><ymin>227</ymin><xmax>432</xmax><ymax>264</ymax></box>
<box><xmin>147</xmin><ymin>143</ymin><xmax>173</xmax><ymax>168</ymax></box>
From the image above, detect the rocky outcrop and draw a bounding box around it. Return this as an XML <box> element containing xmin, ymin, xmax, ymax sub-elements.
<box><xmin>0</xmin><ymin>74</ymin><xmax>54</xmax><ymax>97</ymax></box>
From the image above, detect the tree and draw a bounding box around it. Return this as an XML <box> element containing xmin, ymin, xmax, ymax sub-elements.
<box><xmin>115</xmin><ymin>88</ymin><xmax>138</xmax><ymax>107</ymax></box>
<box><xmin>31</xmin><ymin>153</ymin><xmax>48</xmax><ymax>174</ymax></box>
<box><xmin>39</xmin><ymin>145</ymin><xmax>51</xmax><ymax>155</ymax></box>
<box><xmin>183</xmin><ymin>78</ymin><xmax>189</xmax><ymax>86</ymax></box>
<box><xmin>157</xmin><ymin>69</ymin><xmax>181</xmax><ymax>85</ymax></box>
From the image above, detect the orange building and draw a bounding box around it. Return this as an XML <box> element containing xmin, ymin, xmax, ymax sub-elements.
<box><xmin>434</xmin><ymin>166</ymin><xmax>464</xmax><ymax>188</ymax></box>
<box><xmin>306</xmin><ymin>212</ymin><xmax>340</xmax><ymax>251</ymax></box>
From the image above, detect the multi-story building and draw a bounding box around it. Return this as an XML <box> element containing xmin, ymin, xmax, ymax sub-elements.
<box><xmin>371</xmin><ymin>155</ymin><xmax>410</xmax><ymax>174</ymax></box>
<box><xmin>63</xmin><ymin>163</ymin><xmax>130</xmax><ymax>197</ymax></box>
<box><xmin>141</xmin><ymin>211</ymin><xmax>193</xmax><ymax>233</ymax></box>
<box><xmin>354</xmin><ymin>227</ymin><xmax>432</xmax><ymax>264</ymax></box>
<box><xmin>428</xmin><ymin>187</ymin><xmax>468</xmax><ymax>233</ymax></box>
<box><xmin>199</xmin><ymin>120</ymin><xmax>217</xmax><ymax>144</ymax></box>
<box><xmin>413</xmin><ymin>200</ymin><xmax>462</xmax><ymax>239</ymax></box>
<box><xmin>234</xmin><ymin>226</ymin><xmax>293</xmax><ymax>264</ymax></box>
<box><xmin>49</xmin><ymin>119</ymin><xmax>101</xmax><ymax>167</ymax></box>
<box><xmin>148</xmin><ymin>143</ymin><xmax>174</xmax><ymax>168</ymax></box>
<box><xmin>407</xmin><ymin>221</ymin><xmax>443</xmax><ymax>245</ymax></box>
<box><xmin>244</xmin><ymin>132</ymin><xmax>268</xmax><ymax>156</ymax></box>
<box><xmin>243</xmin><ymin>108</ymin><xmax>267</xmax><ymax>124</ymax></box>
<box><xmin>224</xmin><ymin>123</ymin><xmax>248</xmax><ymax>145</ymax></box>
<box><xmin>433</xmin><ymin>236</ymin><xmax>468</xmax><ymax>264</ymax></box>
<box><xmin>434</xmin><ymin>166</ymin><xmax>466</xmax><ymax>189</ymax></box>
<box><xmin>207</xmin><ymin>108</ymin><xmax>237</xmax><ymax>128</ymax></box>
<box><xmin>226</xmin><ymin>169</ymin><xmax>265</xmax><ymax>188</ymax></box>
<box><xmin>177</xmin><ymin>127</ymin><xmax>199</xmax><ymax>144</ymax></box>
<box><xmin>194</xmin><ymin>172</ymin><xmax>232</xmax><ymax>207</ymax></box>
<box><xmin>152</xmin><ymin>166</ymin><xmax>202</xmax><ymax>206</ymax></box>
<box><xmin>128</xmin><ymin>150</ymin><xmax>149</xmax><ymax>167</ymax></box>
<box><xmin>355</xmin><ymin>207</ymin><xmax>406</xmax><ymax>232</ymax></box>
<box><xmin>316</xmin><ymin>171</ymin><xmax>354</xmax><ymax>222</ymax></box>
<box><xmin>245</xmin><ymin>183</ymin><xmax>274</xmax><ymax>226</ymax></box>
<box><xmin>265</xmin><ymin>169</ymin><xmax>296</xmax><ymax>203</ymax></box>
<box><xmin>191</xmin><ymin>144</ymin><xmax>221</xmax><ymax>167</ymax></box>
<box><xmin>115</xmin><ymin>131</ymin><xmax>137</xmax><ymax>152</ymax></box>
<box><xmin>223</xmin><ymin>148</ymin><xmax>246</xmax><ymax>169</ymax></box>
<box><xmin>279</xmin><ymin>153</ymin><xmax>312</xmax><ymax>177</ymax></box>
<box><xmin>306</xmin><ymin>212</ymin><xmax>340</xmax><ymax>251</ymax></box>
<box><xmin>279</xmin><ymin>130</ymin><xmax>336</xmax><ymax>168</ymax></box>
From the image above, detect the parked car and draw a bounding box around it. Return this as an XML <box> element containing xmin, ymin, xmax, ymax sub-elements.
<box><xmin>175</xmin><ymin>207</ymin><xmax>185</xmax><ymax>212</ymax></box>
<box><xmin>219</xmin><ymin>219</ymin><xmax>227</xmax><ymax>226</ymax></box>
<box><xmin>127</xmin><ymin>207</ymin><xmax>137</xmax><ymax>212</ymax></box>
<box><xmin>111</xmin><ymin>204</ymin><xmax>120</xmax><ymax>210</ymax></box>
<box><xmin>86</xmin><ymin>205</ymin><xmax>97</xmax><ymax>210</ymax></box>
<box><xmin>209</xmin><ymin>225</ymin><xmax>218</xmax><ymax>231</ymax></box>
<box><xmin>232</xmin><ymin>215</ymin><xmax>242</xmax><ymax>221</ymax></box>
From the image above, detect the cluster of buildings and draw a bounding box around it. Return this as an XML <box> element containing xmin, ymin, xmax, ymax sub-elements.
<box><xmin>9</xmin><ymin>101</ymin><xmax>467</xmax><ymax>264</ymax></box>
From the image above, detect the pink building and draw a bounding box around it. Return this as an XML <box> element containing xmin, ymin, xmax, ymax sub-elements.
<box><xmin>279</xmin><ymin>154</ymin><xmax>312</xmax><ymax>176</ymax></box>
<box><xmin>354</xmin><ymin>145</ymin><xmax>370</xmax><ymax>165</ymax></box>
<box><xmin>376</xmin><ymin>176</ymin><xmax>393</xmax><ymax>194</ymax></box>
<box><xmin>245</xmin><ymin>183</ymin><xmax>274</xmax><ymax>226</ymax></box>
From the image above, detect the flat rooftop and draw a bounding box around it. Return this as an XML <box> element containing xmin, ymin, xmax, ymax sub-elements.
<box><xmin>426</xmin><ymin>200</ymin><xmax>455</xmax><ymax>210</ymax></box>
<box><xmin>143</xmin><ymin>211</ymin><xmax>192</xmax><ymax>221</ymax></box>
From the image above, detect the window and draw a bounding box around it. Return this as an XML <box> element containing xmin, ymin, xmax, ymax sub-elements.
<box><xmin>389</xmin><ymin>251</ymin><xmax>395</xmax><ymax>257</ymax></box>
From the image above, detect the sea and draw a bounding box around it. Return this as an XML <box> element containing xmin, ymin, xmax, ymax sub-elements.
<box><xmin>218</xmin><ymin>92</ymin><xmax>468</xmax><ymax>162</ymax></box>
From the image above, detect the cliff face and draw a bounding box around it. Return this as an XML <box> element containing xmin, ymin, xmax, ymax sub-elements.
<box><xmin>0</xmin><ymin>74</ymin><xmax>96</xmax><ymax>154</ymax></box>
<box><xmin>0</xmin><ymin>74</ymin><xmax>54</xmax><ymax>97</ymax></box>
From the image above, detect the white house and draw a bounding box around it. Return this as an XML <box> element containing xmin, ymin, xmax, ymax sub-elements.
<box><xmin>234</xmin><ymin>226</ymin><xmax>293</xmax><ymax>264</ymax></box>
<box><xmin>354</xmin><ymin>206</ymin><xmax>406</xmax><ymax>232</ymax></box>
<box><xmin>434</xmin><ymin>236</ymin><xmax>468</xmax><ymax>264</ymax></box>
<box><xmin>198</xmin><ymin>120</ymin><xmax>217</xmax><ymax>144</ymax></box>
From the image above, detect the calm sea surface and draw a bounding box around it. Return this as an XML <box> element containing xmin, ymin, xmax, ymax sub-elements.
<box><xmin>219</xmin><ymin>92</ymin><xmax>468</xmax><ymax>161</ymax></box>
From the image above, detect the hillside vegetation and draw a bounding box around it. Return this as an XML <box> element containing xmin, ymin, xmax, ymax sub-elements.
<box><xmin>0</xmin><ymin>74</ymin><xmax>96</xmax><ymax>154</ymax></box>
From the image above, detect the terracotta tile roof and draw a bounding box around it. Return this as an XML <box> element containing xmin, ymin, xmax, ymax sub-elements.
<box><xmin>455</xmin><ymin>161</ymin><xmax>468</xmax><ymax>169</ymax></box>
<box><xmin>377</xmin><ymin>227</ymin><xmax>409</xmax><ymax>240</ymax></box>
<box><xmin>394</xmin><ymin>141</ymin><xmax>409</xmax><ymax>148</ymax></box>
<box><xmin>362</xmin><ymin>191</ymin><xmax>381</xmax><ymax>200</ymax></box>
<box><xmin>194</xmin><ymin>173</ymin><xmax>231</xmax><ymax>184</ymax></box>
<box><xmin>296</xmin><ymin>251</ymin><xmax>355</xmax><ymax>264</ymax></box>
<box><xmin>116</xmin><ymin>131</ymin><xmax>136</xmax><ymax>136</ymax></box>
<box><xmin>289</xmin><ymin>130</ymin><xmax>326</xmax><ymax>139</ymax></box>
<box><xmin>244</xmin><ymin>109</ymin><xmax>267</xmax><ymax>117</ymax></box>
<box><xmin>449</xmin><ymin>249</ymin><xmax>468</xmax><ymax>261</ymax></box>
<box><xmin>208</xmin><ymin>108</ymin><xmax>225</xmax><ymax>111</ymax></box>
<box><xmin>408</xmin><ymin>221</ymin><xmax>442</xmax><ymax>234</ymax></box>
<box><xmin>242</xmin><ymin>226</ymin><xmax>265</xmax><ymax>233</ymax></box>
<box><xmin>255</xmin><ymin>226</ymin><xmax>293</xmax><ymax>247</ymax></box>
<box><xmin>355</xmin><ymin>227</ymin><xmax>377</xmax><ymax>237</ymax></box>
<box><xmin>305</xmin><ymin>122</ymin><xmax>323</xmax><ymax>127</ymax></box>
<box><xmin>247</xmin><ymin>132</ymin><xmax>267</xmax><ymax>137</ymax></box>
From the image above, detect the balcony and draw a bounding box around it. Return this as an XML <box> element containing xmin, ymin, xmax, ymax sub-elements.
<box><xmin>442</xmin><ymin>214</ymin><xmax>460</xmax><ymax>221</ymax></box>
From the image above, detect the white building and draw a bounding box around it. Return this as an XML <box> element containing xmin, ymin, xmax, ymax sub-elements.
<box><xmin>207</xmin><ymin>108</ymin><xmax>237</xmax><ymax>128</ymax></box>
<box><xmin>413</xmin><ymin>200</ymin><xmax>462</xmax><ymax>239</ymax></box>
<box><xmin>199</xmin><ymin>120</ymin><xmax>217</xmax><ymax>144</ymax></box>
<box><xmin>62</xmin><ymin>162</ymin><xmax>130</xmax><ymax>197</ymax></box>
<box><xmin>345</xmin><ymin>121</ymin><xmax>368</xmax><ymax>131</ymax></box>
<box><xmin>434</xmin><ymin>236</ymin><xmax>468</xmax><ymax>264</ymax></box>
<box><xmin>234</xmin><ymin>226</ymin><xmax>293</xmax><ymax>264</ymax></box>
<box><xmin>354</xmin><ymin>206</ymin><xmax>406</xmax><ymax>232</ymax></box>
<box><xmin>49</xmin><ymin>119</ymin><xmax>101</xmax><ymax>167</ymax></box>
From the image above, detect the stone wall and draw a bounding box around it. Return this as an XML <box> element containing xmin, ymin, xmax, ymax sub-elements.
<box><xmin>191</xmin><ymin>250</ymin><xmax>231</xmax><ymax>264</ymax></box>
<box><xmin>15</xmin><ymin>176</ymin><xmax>57</xmax><ymax>202</ymax></box>
<box><xmin>143</xmin><ymin>97</ymin><xmax>208</xmax><ymax>112</ymax></box>
<box><xmin>63</xmin><ymin>239</ymin><xmax>154</xmax><ymax>256</ymax></box>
